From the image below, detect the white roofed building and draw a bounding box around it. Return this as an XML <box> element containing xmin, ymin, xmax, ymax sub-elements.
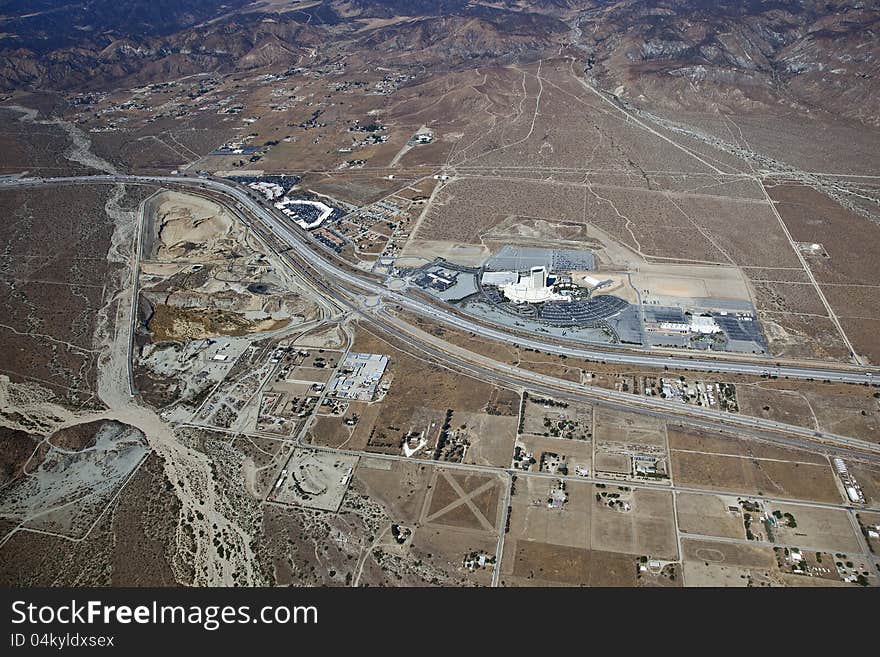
<box><xmin>500</xmin><ymin>266</ymin><xmax>568</xmax><ymax>304</ymax></box>
<box><xmin>689</xmin><ymin>315</ymin><xmax>722</xmax><ymax>334</ymax></box>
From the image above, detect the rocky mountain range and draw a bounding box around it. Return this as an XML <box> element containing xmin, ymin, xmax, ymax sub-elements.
<box><xmin>0</xmin><ymin>1</ymin><xmax>876</xmax><ymax>123</ymax></box>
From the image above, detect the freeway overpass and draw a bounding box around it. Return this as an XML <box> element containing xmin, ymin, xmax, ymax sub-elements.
<box><xmin>6</xmin><ymin>173</ymin><xmax>879</xmax><ymax>387</ymax></box>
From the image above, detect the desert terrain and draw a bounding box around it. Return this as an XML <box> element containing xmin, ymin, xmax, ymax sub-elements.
<box><xmin>1</xmin><ymin>0</ymin><xmax>879</xmax><ymax>589</ymax></box>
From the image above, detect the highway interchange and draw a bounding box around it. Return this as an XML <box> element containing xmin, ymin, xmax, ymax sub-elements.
<box><xmin>5</xmin><ymin>172</ymin><xmax>880</xmax><ymax>461</ymax></box>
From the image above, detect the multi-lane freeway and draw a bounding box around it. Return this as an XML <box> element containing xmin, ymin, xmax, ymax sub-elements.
<box><xmin>10</xmin><ymin>172</ymin><xmax>876</xmax><ymax>383</ymax></box>
<box><xmin>365</xmin><ymin>309</ymin><xmax>880</xmax><ymax>458</ymax></box>
<box><xmin>5</xmin><ymin>172</ymin><xmax>880</xmax><ymax>459</ymax></box>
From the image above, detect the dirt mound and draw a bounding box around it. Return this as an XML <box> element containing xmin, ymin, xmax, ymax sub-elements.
<box><xmin>148</xmin><ymin>305</ymin><xmax>288</xmax><ymax>342</ymax></box>
<box><xmin>49</xmin><ymin>419</ymin><xmax>121</xmax><ymax>451</ymax></box>
<box><xmin>151</xmin><ymin>192</ymin><xmax>236</xmax><ymax>262</ymax></box>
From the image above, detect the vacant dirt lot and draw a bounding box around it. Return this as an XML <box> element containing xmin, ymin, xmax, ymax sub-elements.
<box><xmin>766</xmin><ymin>503</ymin><xmax>862</xmax><ymax>553</ymax></box>
<box><xmin>310</xmin><ymin>415</ymin><xmax>358</xmax><ymax>449</ymax></box>
<box><xmin>758</xmin><ymin>312</ymin><xmax>851</xmax><ymax>361</ymax></box>
<box><xmin>736</xmin><ymin>382</ymin><xmax>880</xmax><ymax>443</ymax></box>
<box><xmin>591</xmin><ymin>487</ymin><xmax>678</xmax><ymax>560</ymax></box>
<box><xmin>671</xmin><ymin>449</ymin><xmax>841</xmax><ymax>503</ymax></box>
<box><xmin>594</xmin><ymin>450</ymin><xmax>631</xmax><ymax>474</ymax></box>
<box><xmin>681</xmin><ymin>538</ymin><xmax>780</xmax><ymax>587</ymax></box>
<box><xmin>504</xmin><ymin>542</ymin><xmax>637</xmax><ymax>587</ymax></box>
<box><xmin>632</xmin><ymin>262</ymin><xmax>752</xmax><ymax>302</ymax></box>
<box><xmin>354</xmin><ymin>458</ymin><xmax>433</xmax><ymax>527</ymax></box>
<box><xmin>668</xmin><ymin>426</ymin><xmax>841</xmax><ymax>503</ymax></box>
<box><xmin>456</xmin><ymin>411</ymin><xmax>517</xmax><ymax>468</ymax></box>
<box><xmin>422</xmin><ymin>470</ymin><xmax>503</xmax><ymax>533</ymax></box>
<box><xmin>595</xmin><ymin>407</ymin><xmax>666</xmax><ymax>448</ymax></box>
<box><xmin>736</xmin><ymin>385</ymin><xmax>816</xmax><ymax>430</ymax></box>
<box><xmin>682</xmin><ymin>537</ymin><xmax>777</xmax><ymax>568</ymax></box>
<box><xmin>676</xmin><ymin>492</ymin><xmax>746</xmax><ymax>540</ymax></box>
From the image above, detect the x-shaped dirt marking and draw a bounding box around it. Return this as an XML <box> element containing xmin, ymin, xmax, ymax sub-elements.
<box><xmin>424</xmin><ymin>471</ymin><xmax>497</xmax><ymax>533</ymax></box>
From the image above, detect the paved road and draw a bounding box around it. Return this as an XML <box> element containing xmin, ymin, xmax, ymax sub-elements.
<box><xmin>11</xmin><ymin>173</ymin><xmax>875</xmax><ymax>383</ymax></box>
<box><xmin>178</xmin><ymin>420</ymin><xmax>880</xmax><ymax>515</ymax></box>
<box><xmin>366</xmin><ymin>309</ymin><xmax>880</xmax><ymax>458</ymax></box>
<box><xmin>7</xmin><ymin>173</ymin><xmax>880</xmax><ymax>458</ymax></box>
<box><xmin>220</xmin><ymin>181</ymin><xmax>880</xmax><ymax>385</ymax></box>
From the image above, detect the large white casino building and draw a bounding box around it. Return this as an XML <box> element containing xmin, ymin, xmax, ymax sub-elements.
<box><xmin>498</xmin><ymin>266</ymin><xmax>569</xmax><ymax>304</ymax></box>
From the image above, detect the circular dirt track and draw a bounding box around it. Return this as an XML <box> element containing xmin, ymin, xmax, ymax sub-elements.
<box><xmin>694</xmin><ymin>548</ymin><xmax>726</xmax><ymax>563</ymax></box>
